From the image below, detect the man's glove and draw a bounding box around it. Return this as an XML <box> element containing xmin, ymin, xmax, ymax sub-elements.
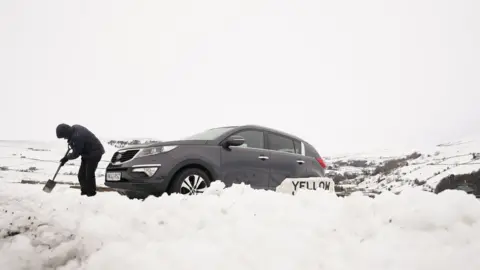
<box><xmin>60</xmin><ymin>156</ymin><xmax>68</xmax><ymax>166</ymax></box>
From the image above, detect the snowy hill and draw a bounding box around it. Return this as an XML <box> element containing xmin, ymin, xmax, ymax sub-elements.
<box><xmin>103</xmin><ymin>138</ymin><xmax>162</xmax><ymax>149</ymax></box>
<box><xmin>325</xmin><ymin>139</ymin><xmax>480</xmax><ymax>197</ymax></box>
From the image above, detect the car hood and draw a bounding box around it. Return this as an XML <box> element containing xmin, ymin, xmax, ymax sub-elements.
<box><xmin>118</xmin><ymin>140</ymin><xmax>209</xmax><ymax>150</ymax></box>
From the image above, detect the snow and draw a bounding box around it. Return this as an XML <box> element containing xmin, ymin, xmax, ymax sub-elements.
<box><xmin>1</xmin><ymin>181</ymin><xmax>480</xmax><ymax>270</ymax></box>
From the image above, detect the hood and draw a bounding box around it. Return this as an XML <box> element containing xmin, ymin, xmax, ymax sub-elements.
<box><xmin>56</xmin><ymin>124</ymin><xmax>73</xmax><ymax>139</ymax></box>
<box><xmin>118</xmin><ymin>140</ymin><xmax>209</xmax><ymax>150</ymax></box>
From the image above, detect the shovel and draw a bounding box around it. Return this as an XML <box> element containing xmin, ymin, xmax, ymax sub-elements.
<box><xmin>43</xmin><ymin>147</ymin><xmax>71</xmax><ymax>193</ymax></box>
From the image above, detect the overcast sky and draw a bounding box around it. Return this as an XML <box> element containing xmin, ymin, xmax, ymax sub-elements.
<box><xmin>1</xmin><ymin>0</ymin><xmax>479</xmax><ymax>155</ymax></box>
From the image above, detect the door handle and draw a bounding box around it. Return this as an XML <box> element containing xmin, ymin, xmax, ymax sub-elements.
<box><xmin>258</xmin><ymin>155</ymin><xmax>269</xmax><ymax>160</ymax></box>
<box><xmin>296</xmin><ymin>160</ymin><xmax>305</xmax><ymax>165</ymax></box>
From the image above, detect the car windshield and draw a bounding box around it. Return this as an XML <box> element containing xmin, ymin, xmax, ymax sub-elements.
<box><xmin>183</xmin><ymin>126</ymin><xmax>237</xmax><ymax>140</ymax></box>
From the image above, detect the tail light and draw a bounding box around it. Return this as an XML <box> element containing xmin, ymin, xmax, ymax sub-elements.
<box><xmin>316</xmin><ymin>157</ymin><xmax>327</xmax><ymax>169</ymax></box>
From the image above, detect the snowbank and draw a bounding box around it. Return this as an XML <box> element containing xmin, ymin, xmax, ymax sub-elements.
<box><xmin>1</xmin><ymin>181</ymin><xmax>480</xmax><ymax>270</ymax></box>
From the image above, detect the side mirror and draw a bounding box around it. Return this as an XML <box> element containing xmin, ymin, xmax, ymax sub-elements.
<box><xmin>223</xmin><ymin>135</ymin><xmax>245</xmax><ymax>148</ymax></box>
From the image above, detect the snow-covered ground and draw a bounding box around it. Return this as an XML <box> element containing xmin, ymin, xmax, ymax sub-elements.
<box><xmin>2</xmin><ymin>139</ymin><xmax>480</xmax><ymax>269</ymax></box>
<box><xmin>0</xmin><ymin>140</ymin><xmax>127</xmax><ymax>187</ymax></box>
<box><xmin>1</xmin><ymin>181</ymin><xmax>480</xmax><ymax>270</ymax></box>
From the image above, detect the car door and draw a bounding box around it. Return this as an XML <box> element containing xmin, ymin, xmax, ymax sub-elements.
<box><xmin>266</xmin><ymin>132</ymin><xmax>307</xmax><ymax>189</ymax></box>
<box><xmin>220</xmin><ymin>129</ymin><xmax>271</xmax><ymax>190</ymax></box>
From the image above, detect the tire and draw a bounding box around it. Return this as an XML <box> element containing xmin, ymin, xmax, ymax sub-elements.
<box><xmin>168</xmin><ymin>167</ymin><xmax>211</xmax><ymax>195</ymax></box>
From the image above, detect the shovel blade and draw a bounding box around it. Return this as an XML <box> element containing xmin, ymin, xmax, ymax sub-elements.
<box><xmin>43</xmin><ymin>179</ymin><xmax>57</xmax><ymax>193</ymax></box>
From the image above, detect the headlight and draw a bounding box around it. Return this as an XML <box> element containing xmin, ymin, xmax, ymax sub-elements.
<box><xmin>136</xmin><ymin>145</ymin><xmax>178</xmax><ymax>158</ymax></box>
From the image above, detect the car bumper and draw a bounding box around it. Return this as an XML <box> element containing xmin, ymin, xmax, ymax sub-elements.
<box><xmin>104</xmin><ymin>163</ymin><xmax>170</xmax><ymax>194</ymax></box>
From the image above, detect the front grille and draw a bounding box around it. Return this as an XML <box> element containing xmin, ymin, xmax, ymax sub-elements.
<box><xmin>111</xmin><ymin>150</ymin><xmax>140</xmax><ymax>163</ymax></box>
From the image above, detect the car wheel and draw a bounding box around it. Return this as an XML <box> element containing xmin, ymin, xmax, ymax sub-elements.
<box><xmin>169</xmin><ymin>168</ymin><xmax>211</xmax><ymax>195</ymax></box>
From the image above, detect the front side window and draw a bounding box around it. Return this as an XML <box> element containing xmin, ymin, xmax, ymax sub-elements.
<box><xmin>231</xmin><ymin>130</ymin><xmax>264</xmax><ymax>149</ymax></box>
<box><xmin>268</xmin><ymin>133</ymin><xmax>295</xmax><ymax>153</ymax></box>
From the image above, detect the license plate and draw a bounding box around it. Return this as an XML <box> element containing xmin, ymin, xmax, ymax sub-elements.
<box><xmin>106</xmin><ymin>172</ymin><xmax>121</xmax><ymax>181</ymax></box>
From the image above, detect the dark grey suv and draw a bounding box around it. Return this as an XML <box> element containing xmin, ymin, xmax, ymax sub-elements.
<box><xmin>104</xmin><ymin>125</ymin><xmax>327</xmax><ymax>199</ymax></box>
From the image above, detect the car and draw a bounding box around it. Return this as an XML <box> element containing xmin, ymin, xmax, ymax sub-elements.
<box><xmin>104</xmin><ymin>125</ymin><xmax>327</xmax><ymax>199</ymax></box>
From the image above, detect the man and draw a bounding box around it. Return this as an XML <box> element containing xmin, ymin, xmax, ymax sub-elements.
<box><xmin>56</xmin><ymin>123</ymin><xmax>105</xmax><ymax>197</ymax></box>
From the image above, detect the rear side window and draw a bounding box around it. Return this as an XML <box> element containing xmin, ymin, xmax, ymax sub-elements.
<box><xmin>232</xmin><ymin>130</ymin><xmax>264</xmax><ymax>149</ymax></box>
<box><xmin>267</xmin><ymin>133</ymin><xmax>295</xmax><ymax>154</ymax></box>
<box><xmin>293</xmin><ymin>140</ymin><xmax>302</xmax><ymax>155</ymax></box>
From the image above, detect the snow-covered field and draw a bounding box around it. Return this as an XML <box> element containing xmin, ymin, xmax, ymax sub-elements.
<box><xmin>2</xmin><ymin>139</ymin><xmax>480</xmax><ymax>269</ymax></box>
<box><xmin>1</xmin><ymin>181</ymin><xmax>480</xmax><ymax>270</ymax></box>
<box><xmin>0</xmin><ymin>140</ymin><xmax>119</xmax><ymax>187</ymax></box>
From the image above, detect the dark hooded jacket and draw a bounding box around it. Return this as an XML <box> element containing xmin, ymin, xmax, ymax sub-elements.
<box><xmin>56</xmin><ymin>124</ymin><xmax>105</xmax><ymax>160</ymax></box>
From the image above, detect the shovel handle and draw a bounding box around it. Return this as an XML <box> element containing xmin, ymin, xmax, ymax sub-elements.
<box><xmin>51</xmin><ymin>147</ymin><xmax>72</xmax><ymax>181</ymax></box>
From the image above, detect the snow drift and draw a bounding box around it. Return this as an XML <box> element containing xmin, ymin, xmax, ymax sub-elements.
<box><xmin>1</xmin><ymin>181</ymin><xmax>480</xmax><ymax>270</ymax></box>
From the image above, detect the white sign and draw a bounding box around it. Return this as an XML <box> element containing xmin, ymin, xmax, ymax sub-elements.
<box><xmin>276</xmin><ymin>177</ymin><xmax>336</xmax><ymax>195</ymax></box>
